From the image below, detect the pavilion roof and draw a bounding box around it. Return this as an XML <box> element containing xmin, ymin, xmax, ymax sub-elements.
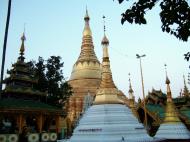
<box><xmin>0</xmin><ymin>98</ymin><xmax>64</xmax><ymax>115</ymax></box>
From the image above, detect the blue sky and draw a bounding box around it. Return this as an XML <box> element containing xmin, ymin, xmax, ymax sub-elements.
<box><xmin>0</xmin><ymin>0</ymin><xmax>190</xmax><ymax>100</ymax></box>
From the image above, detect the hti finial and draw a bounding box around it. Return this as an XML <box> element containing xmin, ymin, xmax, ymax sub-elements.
<box><xmin>103</xmin><ymin>15</ymin><xmax>106</xmax><ymax>34</ymax></box>
<box><xmin>128</xmin><ymin>73</ymin><xmax>131</xmax><ymax>83</ymax></box>
<box><xmin>18</xmin><ymin>27</ymin><xmax>26</xmax><ymax>62</ymax></box>
<box><xmin>164</xmin><ymin>64</ymin><xmax>167</xmax><ymax>75</ymax></box>
<box><xmin>84</xmin><ymin>5</ymin><xmax>89</xmax><ymax>21</ymax></box>
<box><xmin>183</xmin><ymin>74</ymin><xmax>186</xmax><ymax>85</ymax></box>
<box><xmin>164</xmin><ymin>64</ymin><xmax>170</xmax><ymax>84</ymax></box>
<box><xmin>86</xmin><ymin>5</ymin><xmax>88</xmax><ymax>14</ymax></box>
<box><xmin>24</xmin><ymin>23</ymin><xmax>26</xmax><ymax>33</ymax></box>
<box><xmin>21</xmin><ymin>24</ymin><xmax>26</xmax><ymax>42</ymax></box>
<box><xmin>128</xmin><ymin>73</ymin><xmax>134</xmax><ymax>93</ymax></box>
<box><xmin>101</xmin><ymin>15</ymin><xmax>109</xmax><ymax>45</ymax></box>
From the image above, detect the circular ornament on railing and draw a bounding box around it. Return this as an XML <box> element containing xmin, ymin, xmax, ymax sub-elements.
<box><xmin>0</xmin><ymin>134</ymin><xmax>6</xmax><ymax>142</ymax></box>
<box><xmin>28</xmin><ymin>133</ymin><xmax>39</xmax><ymax>142</ymax></box>
<box><xmin>41</xmin><ymin>133</ymin><xmax>49</xmax><ymax>142</ymax></box>
<box><xmin>8</xmin><ymin>134</ymin><xmax>18</xmax><ymax>142</ymax></box>
<box><xmin>50</xmin><ymin>133</ymin><xmax>57</xmax><ymax>141</ymax></box>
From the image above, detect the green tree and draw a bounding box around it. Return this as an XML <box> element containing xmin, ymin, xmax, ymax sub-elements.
<box><xmin>31</xmin><ymin>56</ymin><xmax>72</xmax><ymax>107</ymax></box>
<box><xmin>46</xmin><ymin>56</ymin><xmax>64</xmax><ymax>96</ymax></box>
<box><xmin>34</xmin><ymin>57</ymin><xmax>48</xmax><ymax>92</ymax></box>
<box><xmin>116</xmin><ymin>0</ymin><xmax>190</xmax><ymax>41</ymax></box>
<box><xmin>45</xmin><ymin>56</ymin><xmax>72</xmax><ymax>107</ymax></box>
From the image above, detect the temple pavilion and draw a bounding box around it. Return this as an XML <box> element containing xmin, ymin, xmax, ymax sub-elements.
<box><xmin>0</xmin><ymin>33</ymin><xmax>64</xmax><ymax>142</ymax></box>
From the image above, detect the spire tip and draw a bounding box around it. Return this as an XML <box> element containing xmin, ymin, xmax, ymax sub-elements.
<box><xmin>101</xmin><ymin>15</ymin><xmax>109</xmax><ymax>45</ymax></box>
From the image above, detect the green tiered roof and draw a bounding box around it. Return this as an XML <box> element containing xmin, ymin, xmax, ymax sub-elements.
<box><xmin>146</xmin><ymin>104</ymin><xmax>165</xmax><ymax>119</ymax></box>
<box><xmin>180</xmin><ymin>107</ymin><xmax>190</xmax><ymax>120</ymax></box>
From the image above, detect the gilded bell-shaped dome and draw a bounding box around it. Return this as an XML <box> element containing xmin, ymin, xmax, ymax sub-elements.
<box><xmin>69</xmin><ymin>9</ymin><xmax>101</xmax><ymax>81</ymax></box>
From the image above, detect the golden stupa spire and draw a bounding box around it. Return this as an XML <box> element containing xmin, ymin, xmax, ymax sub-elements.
<box><xmin>74</xmin><ymin>8</ymin><xmax>99</xmax><ymax>65</ymax></box>
<box><xmin>163</xmin><ymin>64</ymin><xmax>181</xmax><ymax>123</ymax></box>
<box><xmin>94</xmin><ymin>16</ymin><xmax>123</xmax><ymax>105</ymax></box>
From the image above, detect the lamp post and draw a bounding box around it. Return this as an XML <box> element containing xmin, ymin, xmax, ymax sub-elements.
<box><xmin>136</xmin><ymin>54</ymin><xmax>147</xmax><ymax>128</ymax></box>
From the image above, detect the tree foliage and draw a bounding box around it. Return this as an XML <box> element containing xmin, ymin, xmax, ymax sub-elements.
<box><xmin>33</xmin><ymin>56</ymin><xmax>72</xmax><ymax>107</ymax></box>
<box><xmin>34</xmin><ymin>57</ymin><xmax>48</xmax><ymax>92</ymax></box>
<box><xmin>116</xmin><ymin>0</ymin><xmax>190</xmax><ymax>41</ymax></box>
<box><xmin>46</xmin><ymin>56</ymin><xmax>64</xmax><ymax>97</ymax></box>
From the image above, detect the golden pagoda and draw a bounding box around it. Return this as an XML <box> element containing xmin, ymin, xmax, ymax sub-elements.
<box><xmin>66</xmin><ymin>9</ymin><xmax>102</xmax><ymax>134</ymax></box>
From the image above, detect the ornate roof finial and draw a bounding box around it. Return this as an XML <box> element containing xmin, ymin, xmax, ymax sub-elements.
<box><xmin>183</xmin><ymin>74</ymin><xmax>189</xmax><ymax>97</ymax></box>
<box><xmin>101</xmin><ymin>15</ymin><xmax>109</xmax><ymax>45</ymax></box>
<box><xmin>84</xmin><ymin>6</ymin><xmax>89</xmax><ymax>21</ymax></box>
<box><xmin>128</xmin><ymin>73</ymin><xmax>134</xmax><ymax>94</ymax></box>
<box><xmin>103</xmin><ymin>15</ymin><xmax>106</xmax><ymax>34</ymax></box>
<box><xmin>164</xmin><ymin>64</ymin><xmax>172</xmax><ymax>102</ymax></box>
<box><xmin>20</xmin><ymin>31</ymin><xmax>26</xmax><ymax>53</ymax></box>
<box><xmin>164</xmin><ymin>64</ymin><xmax>170</xmax><ymax>84</ymax></box>
<box><xmin>83</xmin><ymin>6</ymin><xmax>92</xmax><ymax>36</ymax></box>
<box><xmin>18</xmin><ymin>27</ymin><xmax>26</xmax><ymax>62</ymax></box>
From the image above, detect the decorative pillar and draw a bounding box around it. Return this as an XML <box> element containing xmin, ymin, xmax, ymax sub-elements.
<box><xmin>18</xmin><ymin>114</ymin><xmax>23</xmax><ymax>133</ymax></box>
<box><xmin>37</xmin><ymin>114</ymin><xmax>43</xmax><ymax>133</ymax></box>
<box><xmin>55</xmin><ymin>116</ymin><xmax>60</xmax><ymax>133</ymax></box>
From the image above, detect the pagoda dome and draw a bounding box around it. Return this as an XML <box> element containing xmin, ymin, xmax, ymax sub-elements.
<box><xmin>69</xmin><ymin>9</ymin><xmax>101</xmax><ymax>81</ymax></box>
<box><xmin>70</xmin><ymin>61</ymin><xmax>101</xmax><ymax>80</ymax></box>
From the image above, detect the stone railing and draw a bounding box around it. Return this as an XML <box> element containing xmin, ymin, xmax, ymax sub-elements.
<box><xmin>0</xmin><ymin>134</ymin><xmax>18</xmax><ymax>142</ymax></box>
<box><xmin>0</xmin><ymin>133</ymin><xmax>57</xmax><ymax>142</ymax></box>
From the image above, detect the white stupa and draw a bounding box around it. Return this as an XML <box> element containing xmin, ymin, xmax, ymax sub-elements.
<box><xmin>68</xmin><ymin>17</ymin><xmax>157</xmax><ymax>142</ymax></box>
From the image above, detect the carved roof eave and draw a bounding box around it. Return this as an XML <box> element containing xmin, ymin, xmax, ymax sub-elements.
<box><xmin>75</xmin><ymin>59</ymin><xmax>100</xmax><ymax>66</ymax></box>
<box><xmin>0</xmin><ymin>108</ymin><xmax>64</xmax><ymax>115</ymax></box>
<box><xmin>3</xmin><ymin>76</ymin><xmax>38</xmax><ymax>84</ymax></box>
<box><xmin>4</xmin><ymin>87</ymin><xmax>46</xmax><ymax>96</ymax></box>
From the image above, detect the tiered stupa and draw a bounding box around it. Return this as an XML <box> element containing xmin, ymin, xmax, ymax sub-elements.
<box><xmin>66</xmin><ymin>9</ymin><xmax>102</xmax><ymax>133</ymax></box>
<box><xmin>155</xmin><ymin>66</ymin><xmax>190</xmax><ymax>141</ymax></box>
<box><xmin>68</xmin><ymin>20</ymin><xmax>155</xmax><ymax>142</ymax></box>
